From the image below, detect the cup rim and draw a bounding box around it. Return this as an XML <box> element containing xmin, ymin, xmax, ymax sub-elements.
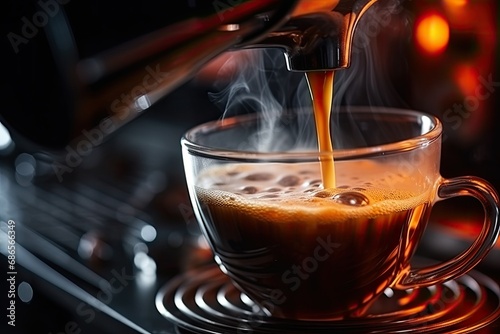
<box><xmin>181</xmin><ymin>106</ymin><xmax>443</xmax><ymax>162</ymax></box>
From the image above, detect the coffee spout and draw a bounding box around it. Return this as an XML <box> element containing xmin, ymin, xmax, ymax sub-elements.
<box><xmin>247</xmin><ymin>0</ymin><xmax>379</xmax><ymax>71</ymax></box>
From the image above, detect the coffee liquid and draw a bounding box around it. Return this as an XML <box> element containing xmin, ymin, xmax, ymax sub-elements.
<box><xmin>196</xmin><ymin>162</ymin><xmax>431</xmax><ymax>319</ymax></box>
<box><xmin>306</xmin><ymin>71</ymin><xmax>336</xmax><ymax>189</ymax></box>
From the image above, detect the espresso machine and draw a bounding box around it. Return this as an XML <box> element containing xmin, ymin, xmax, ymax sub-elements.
<box><xmin>1</xmin><ymin>1</ymin><xmax>499</xmax><ymax>333</ymax></box>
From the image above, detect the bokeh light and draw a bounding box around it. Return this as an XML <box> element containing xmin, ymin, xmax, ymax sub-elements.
<box><xmin>442</xmin><ymin>0</ymin><xmax>468</xmax><ymax>8</ymax></box>
<box><xmin>415</xmin><ymin>12</ymin><xmax>450</xmax><ymax>55</ymax></box>
<box><xmin>453</xmin><ymin>64</ymin><xmax>478</xmax><ymax>96</ymax></box>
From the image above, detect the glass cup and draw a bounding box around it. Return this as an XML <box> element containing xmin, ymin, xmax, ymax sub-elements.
<box><xmin>181</xmin><ymin>106</ymin><xmax>500</xmax><ymax>320</ymax></box>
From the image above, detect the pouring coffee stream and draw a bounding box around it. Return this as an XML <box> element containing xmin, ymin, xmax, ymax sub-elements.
<box><xmin>306</xmin><ymin>71</ymin><xmax>337</xmax><ymax>189</ymax></box>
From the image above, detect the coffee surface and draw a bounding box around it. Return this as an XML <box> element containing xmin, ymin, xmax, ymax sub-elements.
<box><xmin>196</xmin><ymin>161</ymin><xmax>429</xmax><ymax>222</ymax></box>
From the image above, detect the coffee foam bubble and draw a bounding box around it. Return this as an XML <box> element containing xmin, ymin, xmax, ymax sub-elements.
<box><xmin>196</xmin><ymin>161</ymin><xmax>430</xmax><ymax>222</ymax></box>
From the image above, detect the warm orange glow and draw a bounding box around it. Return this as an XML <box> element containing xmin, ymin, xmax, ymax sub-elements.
<box><xmin>438</xmin><ymin>219</ymin><xmax>500</xmax><ymax>248</ymax></box>
<box><xmin>442</xmin><ymin>0</ymin><xmax>468</xmax><ymax>7</ymax></box>
<box><xmin>415</xmin><ymin>13</ymin><xmax>450</xmax><ymax>55</ymax></box>
<box><xmin>453</xmin><ymin>65</ymin><xmax>478</xmax><ymax>96</ymax></box>
<box><xmin>292</xmin><ymin>0</ymin><xmax>340</xmax><ymax>16</ymax></box>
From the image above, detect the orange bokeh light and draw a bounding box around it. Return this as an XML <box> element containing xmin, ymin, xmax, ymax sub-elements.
<box><xmin>415</xmin><ymin>12</ymin><xmax>450</xmax><ymax>55</ymax></box>
<box><xmin>442</xmin><ymin>0</ymin><xmax>468</xmax><ymax>7</ymax></box>
<box><xmin>292</xmin><ymin>0</ymin><xmax>340</xmax><ymax>16</ymax></box>
<box><xmin>454</xmin><ymin>65</ymin><xmax>478</xmax><ymax>96</ymax></box>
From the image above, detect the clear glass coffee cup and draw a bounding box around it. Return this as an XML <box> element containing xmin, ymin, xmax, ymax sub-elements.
<box><xmin>181</xmin><ymin>106</ymin><xmax>500</xmax><ymax>320</ymax></box>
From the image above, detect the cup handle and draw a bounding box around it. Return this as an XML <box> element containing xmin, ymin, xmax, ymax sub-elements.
<box><xmin>397</xmin><ymin>176</ymin><xmax>500</xmax><ymax>289</ymax></box>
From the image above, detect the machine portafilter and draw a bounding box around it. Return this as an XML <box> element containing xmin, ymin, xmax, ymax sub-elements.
<box><xmin>2</xmin><ymin>0</ymin><xmax>379</xmax><ymax>150</ymax></box>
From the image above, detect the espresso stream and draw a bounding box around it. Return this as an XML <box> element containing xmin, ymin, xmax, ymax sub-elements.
<box><xmin>306</xmin><ymin>71</ymin><xmax>336</xmax><ymax>188</ymax></box>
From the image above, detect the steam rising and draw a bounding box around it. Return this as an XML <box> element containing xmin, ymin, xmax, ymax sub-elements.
<box><xmin>331</xmin><ymin>0</ymin><xmax>413</xmax><ymax>148</ymax></box>
<box><xmin>208</xmin><ymin>0</ymin><xmax>412</xmax><ymax>153</ymax></box>
<box><xmin>208</xmin><ymin>49</ymin><xmax>313</xmax><ymax>152</ymax></box>
<box><xmin>334</xmin><ymin>0</ymin><xmax>412</xmax><ymax>109</ymax></box>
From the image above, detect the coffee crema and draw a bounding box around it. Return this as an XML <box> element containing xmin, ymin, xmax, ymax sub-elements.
<box><xmin>197</xmin><ymin>162</ymin><xmax>428</xmax><ymax>221</ymax></box>
<box><xmin>195</xmin><ymin>162</ymin><xmax>431</xmax><ymax>319</ymax></box>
